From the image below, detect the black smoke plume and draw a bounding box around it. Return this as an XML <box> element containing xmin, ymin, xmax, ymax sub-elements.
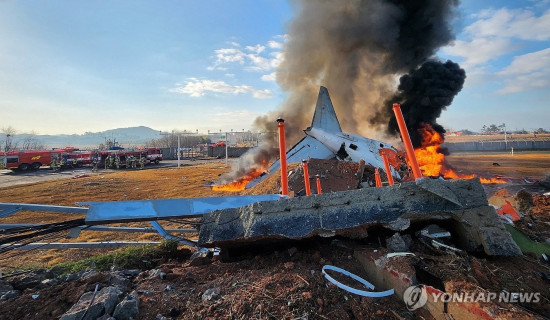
<box><xmin>217</xmin><ymin>0</ymin><xmax>462</xmax><ymax>184</ymax></box>
<box><xmin>373</xmin><ymin>60</ymin><xmax>466</xmax><ymax>148</ymax></box>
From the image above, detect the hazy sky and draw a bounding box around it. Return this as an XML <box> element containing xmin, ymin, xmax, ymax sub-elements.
<box><xmin>1</xmin><ymin>0</ymin><xmax>549</xmax><ymax>135</ymax></box>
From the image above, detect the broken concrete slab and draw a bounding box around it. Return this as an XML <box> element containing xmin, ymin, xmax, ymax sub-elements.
<box><xmin>198</xmin><ymin>178</ymin><xmax>521</xmax><ymax>256</ymax></box>
<box><xmin>416</xmin><ymin>177</ymin><xmax>462</xmax><ymax>207</ymax></box>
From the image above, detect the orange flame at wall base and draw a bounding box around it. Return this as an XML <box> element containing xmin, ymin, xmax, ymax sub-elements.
<box><xmin>414</xmin><ymin>124</ymin><xmax>505</xmax><ymax>184</ymax></box>
<box><xmin>211</xmin><ymin>168</ymin><xmax>266</xmax><ymax>192</ymax></box>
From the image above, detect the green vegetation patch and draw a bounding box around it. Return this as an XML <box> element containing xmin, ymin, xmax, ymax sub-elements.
<box><xmin>505</xmin><ymin>224</ymin><xmax>550</xmax><ymax>257</ymax></box>
<box><xmin>50</xmin><ymin>240</ymin><xmax>185</xmax><ymax>275</ymax></box>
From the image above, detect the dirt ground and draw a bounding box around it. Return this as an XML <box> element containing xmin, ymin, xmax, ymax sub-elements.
<box><xmin>1</xmin><ymin>153</ymin><xmax>550</xmax><ymax>319</ymax></box>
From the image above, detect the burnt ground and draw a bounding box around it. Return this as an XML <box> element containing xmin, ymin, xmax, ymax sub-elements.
<box><xmin>0</xmin><ymin>154</ymin><xmax>550</xmax><ymax>319</ymax></box>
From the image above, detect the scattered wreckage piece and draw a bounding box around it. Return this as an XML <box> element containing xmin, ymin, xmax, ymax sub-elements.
<box><xmin>198</xmin><ymin>178</ymin><xmax>521</xmax><ymax>256</ymax></box>
<box><xmin>0</xmin><ymin>195</ymin><xmax>283</xmax><ymax>251</ymax></box>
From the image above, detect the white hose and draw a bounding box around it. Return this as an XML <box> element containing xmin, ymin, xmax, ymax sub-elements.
<box><xmin>322</xmin><ymin>265</ymin><xmax>394</xmax><ymax>298</ymax></box>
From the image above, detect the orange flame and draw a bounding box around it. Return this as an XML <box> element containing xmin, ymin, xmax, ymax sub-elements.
<box><xmin>414</xmin><ymin>124</ymin><xmax>505</xmax><ymax>184</ymax></box>
<box><xmin>211</xmin><ymin>167</ymin><xmax>265</xmax><ymax>192</ymax></box>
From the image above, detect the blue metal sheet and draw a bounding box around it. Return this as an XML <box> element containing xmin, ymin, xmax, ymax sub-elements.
<box><xmin>0</xmin><ymin>203</ymin><xmax>88</xmax><ymax>217</ymax></box>
<box><xmin>81</xmin><ymin>194</ymin><xmax>283</xmax><ymax>223</ymax></box>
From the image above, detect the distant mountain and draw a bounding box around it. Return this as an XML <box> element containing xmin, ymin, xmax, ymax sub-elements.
<box><xmin>14</xmin><ymin>126</ymin><xmax>162</xmax><ymax>149</ymax></box>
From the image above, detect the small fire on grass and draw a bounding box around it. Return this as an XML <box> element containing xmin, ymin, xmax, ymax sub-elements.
<box><xmin>414</xmin><ymin>123</ymin><xmax>505</xmax><ymax>184</ymax></box>
<box><xmin>211</xmin><ymin>168</ymin><xmax>265</xmax><ymax>192</ymax></box>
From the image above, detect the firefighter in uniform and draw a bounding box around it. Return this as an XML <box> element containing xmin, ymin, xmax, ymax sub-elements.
<box><xmin>72</xmin><ymin>158</ymin><xmax>78</xmax><ymax>168</ymax></box>
<box><xmin>51</xmin><ymin>157</ymin><xmax>58</xmax><ymax>172</ymax></box>
<box><xmin>139</xmin><ymin>156</ymin><xmax>145</xmax><ymax>169</ymax></box>
<box><xmin>105</xmin><ymin>155</ymin><xmax>110</xmax><ymax>169</ymax></box>
<box><xmin>115</xmin><ymin>156</ymin><xmax>120</xmax><ymax>169</ymax></box>
<box><xmin>92</xmin><ymin>158</ymin><xmax>98</xmax><ymax>172</ymax></box>
<box><xmin>130</xmin><ymin>155</ymin><xmax>136</xmax><ymax>169</ymax></box>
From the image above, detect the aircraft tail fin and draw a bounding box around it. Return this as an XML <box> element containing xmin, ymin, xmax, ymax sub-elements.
<box><xmin>310</xmin><ymin>86</ymin><xmax>342</xmax><ymax>132</ymax></box>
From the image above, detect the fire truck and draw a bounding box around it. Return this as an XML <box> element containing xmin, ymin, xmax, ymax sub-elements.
<box><xmin>1</xmin><ymin>148</ymin><xmax>94</xmax><ymax>171</ymax></box>
<box><xmin>2</xmin><ymin>147</ymin><xmax>162</xmax><ymax>171</ymax></box>
<box><xmin>145</xmin><ymin>147</ymin><xmax>163</xmax><ymax>164</ymax></box>
<box><xmin>98</xmin><ymin>148</ymin><xmax>162</xmax><ymax>168</ymax></box>
<box><xmin>2</xmin><ymin>150</ymin><xmax>60</xmax><ymax>171</ymax></box>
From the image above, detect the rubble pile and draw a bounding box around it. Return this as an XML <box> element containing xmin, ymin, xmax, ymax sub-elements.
<box><xmin>199</xmin><ymin>178</ymin><xmax>521</xmax><ymax>256</ymax></box>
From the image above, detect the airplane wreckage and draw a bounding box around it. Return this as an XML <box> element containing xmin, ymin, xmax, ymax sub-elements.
<box><xmin>0</xmin><ymin>87</ymin><xmax>521</xmax><ymax>257</ymax></box>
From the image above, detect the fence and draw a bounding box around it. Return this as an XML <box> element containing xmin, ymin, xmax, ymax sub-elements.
<box><xmin>443</xmin><ymin>139</ymin><xmax>550</xmax><ymax>152</ymax></box>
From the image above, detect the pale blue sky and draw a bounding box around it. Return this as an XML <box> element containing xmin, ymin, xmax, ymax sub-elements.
<box><xmin>1</xmin><ymin>0</ymin><xmax>549</xmax><ymax>135</ymax></box>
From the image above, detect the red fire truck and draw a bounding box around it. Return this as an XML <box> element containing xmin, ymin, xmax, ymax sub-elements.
<box><xmin>98</xmin><ymin>148</ymin><xmax>162</xmax><ymax>168</ymax></box>
<box><xmin>3</xmin><ymin>150</ymin><xmax>60</xmax><ymax>171</ymax></box>
<box><xmin>2</xmin><ymin>148</ymin><xmax>94</xmax><ymax>171</ymax></box>
<box><xmin>2</xmin><ymin>147</ymin><xmax>162</xmax><ymax>171</ymax></box>
<box><xmin>145</xmin><ymin>147</ymin><xmax>163</xmax><ymax>164</ymax></box>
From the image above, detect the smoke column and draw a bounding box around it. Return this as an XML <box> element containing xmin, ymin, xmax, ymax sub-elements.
<box><xmin>373</xmin><ymin>60</ymin><xmax>466</xmax><ymax>147</ymax></box>
<box><xmin>218</xmin><ymin>0</ymin><xmax>462</xmax><ymax>183</ymax></box>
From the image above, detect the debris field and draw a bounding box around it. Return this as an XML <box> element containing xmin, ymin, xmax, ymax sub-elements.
<box><xmin>0</xmin><ymin>153</ymin><xmax>549</xmax><ymax>319</ymax></box>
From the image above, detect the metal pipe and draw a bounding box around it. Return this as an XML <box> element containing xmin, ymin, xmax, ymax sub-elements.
<box><xmin>302</xmin><ymin>160</ymin><xmax>311</xmax><ymax>196</ymax></box>
<box><xmin>316</xmin><ymin>175</ymin><xmax>322</xmax><ymax>194</ymax></box>
<box><xmin>277</xmin><ymin>118</ymin><xmax>289</xmax><ymax>196</ymax></box>
<box><xmin>381</xmin><ymin>154</ymin><xmax>394</xmax><ymax>186</ymax></box>
<box><xmin>392</xmin><ymin>103</ymin><xmax>422</xmax><ymax>180</ymax></box>
<box><xmin>374</xmin><ymin>168</ymin><xmax>382</xmax><ymax>187</ymax></box>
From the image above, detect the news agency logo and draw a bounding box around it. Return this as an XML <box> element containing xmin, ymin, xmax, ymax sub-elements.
<box><xmin>403</xmin><ymin>285</ymin><xmax>541</xmax><ymax>310</ymax></box>
<box><xmin>403</xmin><ymin>285</ymin><xmax>428</xmax><ymax>311</ymax></box>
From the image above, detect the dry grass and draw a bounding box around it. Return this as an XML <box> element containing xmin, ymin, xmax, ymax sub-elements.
<box><xmin>446</xmin><ymin>152</ymin><xmax>550</xmax><ymax>179</ymax></box>
<box><xmin>0</xmin><ymin>163</ymin><xmax>232</xmax><ymax>269</ymax></box>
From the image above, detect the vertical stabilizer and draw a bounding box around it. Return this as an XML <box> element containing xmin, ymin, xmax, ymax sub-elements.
<box><xmin>310</xmin><ymin>86</ymin><xmax>342</xmax><ymax>132</ymax></box>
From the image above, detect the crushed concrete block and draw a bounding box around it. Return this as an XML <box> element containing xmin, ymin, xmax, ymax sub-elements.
<box><xmin>199</xmin><ymin>178</ymin><xmax>521</xmax><ymax>256</ymax></box>
<box><xmin>60</xmin><ymin>286</ymin><xmax>122</xmax><ymax>320</ymax></box>
<box><xmin>113</xmin><ymin>290</ymin><xmax>139</xmax><ymax>320</ymax></box>
<box><xmin>416</xmin><ymin>177</ymin><xmax>462</xmax><ymax>206</ymax></box>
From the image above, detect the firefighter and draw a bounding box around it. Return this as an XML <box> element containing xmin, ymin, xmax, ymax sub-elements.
<box><xmin>60</xmin><ymin>156</ymin><xmax>67</xmax><ymax>170</ymax></box>
<box><xmin>130</xmin><ymin>155</ymin><xmax>137</xmax><ymax>169</ymax></box>
<box><xmin>109</xmin><ymin>155</ymin><xmax>115</xmax><ymax>168</ymax></box>
<box><xmin>92</xmin><ymin>158</ymin><xmax>98</xmax><ymax>172</ymax></box>
<box><xmin>51</xmin><ymin>157</ymin><xmax>58</xmax><ymax>172</ymax></box>
<box><xmin>72</xmin><ymin>157</ymin><xmax>78</xmax><ymax>168</ymax></box>
<box><xmin>105</xmin><ymin>155</ymin><xmax>110</xmax><ymax>169</ymax></box>
<box><xmin>115</xmin><ymin>156</ymin><xmax>120</xmax><ymax>169</ymax></box>
<box><xmin>139</xmin><ymin>156</ymin><xmax>145</xmax><ymax>169</ymax></box>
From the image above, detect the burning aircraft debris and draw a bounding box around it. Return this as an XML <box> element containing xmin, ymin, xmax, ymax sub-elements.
<box><xmin>245</xmin><ymin>86</ymin><xmax>404</xmax><ymax>189</ymax></box>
